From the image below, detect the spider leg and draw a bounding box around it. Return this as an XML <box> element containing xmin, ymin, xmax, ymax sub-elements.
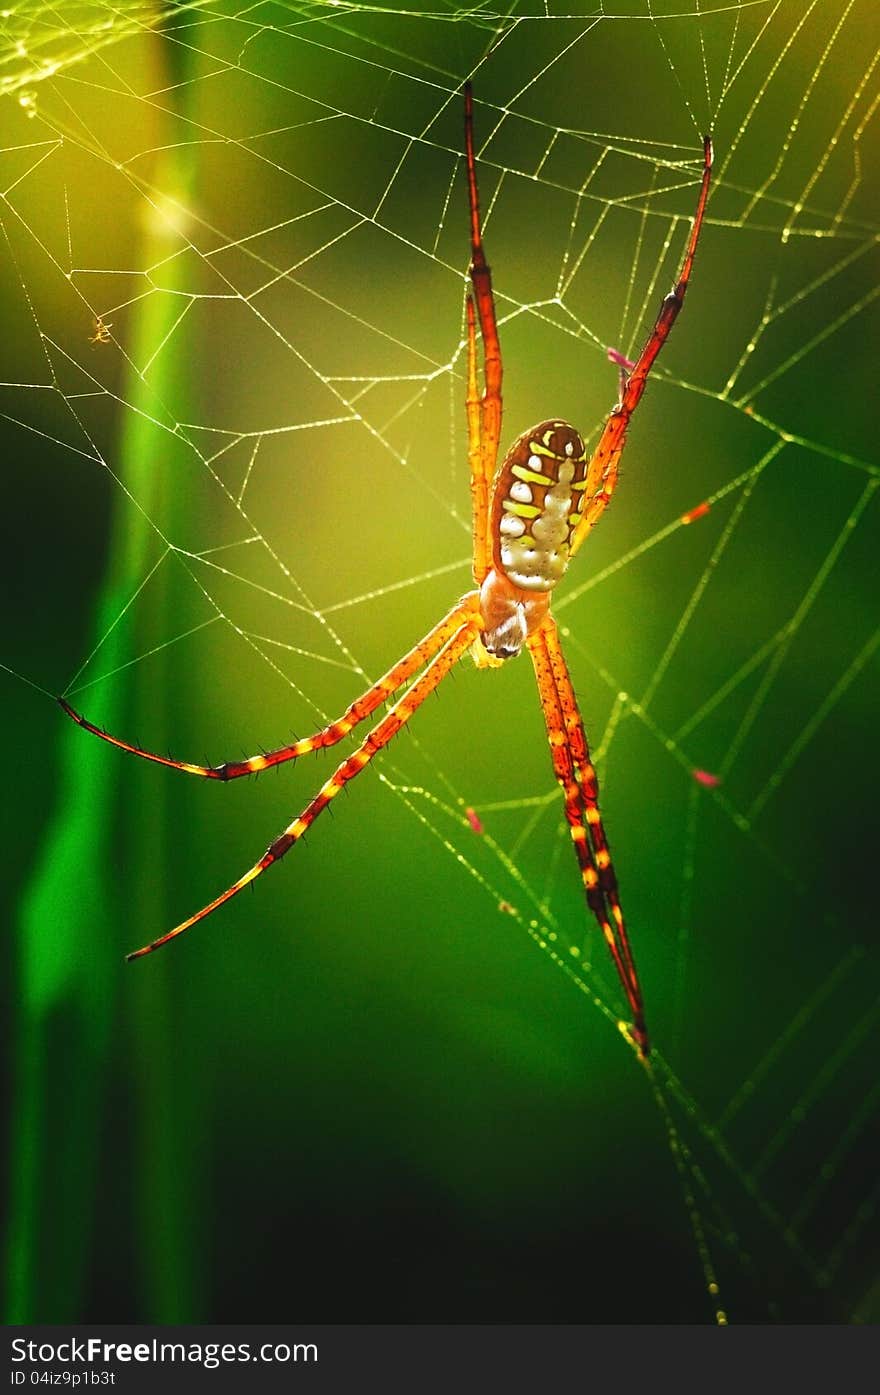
<box><xmin>528</xmin><ymin>617</ymin><xmax>648</xmax><ymax>1057</ymax></box>
<box><xmin>464</xmin><ymin>81</ymin><xmax>503</xmax><ymax>585</ymax></box>
<box><xmin>570</xmin><ymin>136</ymin><xmax>713</xmax><ymax>559</ymax></box>
<box><xmin>465</xmin><ymin>295</ymin><xmax>489</xmax><ymax>583</ymax></box>
<box><xmin>58</xmin><ymin>597</ymin><xmax>479</xmax><ymax>780</ymax></box>
<box><xmin>125</xmin><ymin>609</ymin><xmax>482</xmax><ymax>960</ymax></box>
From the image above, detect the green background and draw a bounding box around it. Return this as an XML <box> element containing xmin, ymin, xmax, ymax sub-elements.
<box><xmin>2</xmin><ymin>0</ymin><xmax>878</xmax><ymax>1323</ymax></box>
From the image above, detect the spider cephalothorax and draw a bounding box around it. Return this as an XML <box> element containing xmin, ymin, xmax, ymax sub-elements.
<box><xmin>59</xmin><ymin>85</ymin><xmax>713</xmax><ymax>1061</ymax></box>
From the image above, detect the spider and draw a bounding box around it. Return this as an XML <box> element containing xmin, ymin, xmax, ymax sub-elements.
<box><xmin>89</xmin><ymin>315</ymin><xmax>113</xmax><ymax>345</ymax></box>
<box><xmin>60</xmin><ymin>87</ymin><xmax>712</xmax><ymax>1059</ymax></box>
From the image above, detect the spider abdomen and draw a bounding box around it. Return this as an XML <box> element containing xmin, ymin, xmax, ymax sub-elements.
<box><xmin>490</xmin><ymin>420</ymin><xmax>588</xmax><ymax>592</ymax></box>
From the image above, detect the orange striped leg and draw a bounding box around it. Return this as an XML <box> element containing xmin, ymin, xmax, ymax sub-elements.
<box><xmin>464</xmin><ymin>81</ymin><xmax>503</xmax><ymax>584</ymax></box>
<box><xmin>58</xmin><ymin>597</ymin><xmax>479</xmax><ymax>781</ymax></box>
<box><xmin>541</xmin><ymin>618</ymin><xmax>644</xmax><ymax>1016</ymax></box>
<box><xmin>528</xmin><ymin>620</ymin><xmax>648</xmax><ymax>1057</ymax></box>
<box><xmin>466</xmin><ymin>295</ymin><xmax>490</xmax><ymax>584</ymax></box>
<box><xmin>570</xmin><ymin>136</ymin><xmax>713</xmax><ymax>559</ymax></box>
<box><xmin>125</xmin><ymin>609</ymin><xmax>482</xmax><ymax>961</ymax></box>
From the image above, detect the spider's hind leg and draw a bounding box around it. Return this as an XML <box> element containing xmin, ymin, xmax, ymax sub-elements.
<box><xmin>58</xmin><ymin>599</ymin><xmax>480</xmax><ymax>782</ymax></box>
<box><xmin>124</xmin><ymin>603</ymin><xmax>482</xmax><ymax>961</ymax></box>
<box><xmin>528</xmin><ymin>617</ymin><xmax>648</xmax><ymax>1057</ymax></box>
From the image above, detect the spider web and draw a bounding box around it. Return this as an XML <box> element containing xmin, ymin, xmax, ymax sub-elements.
<box><xmin>1</xmin><ymin>0</ymin><xmax>878</xmax><ymax>1324</ymax></box>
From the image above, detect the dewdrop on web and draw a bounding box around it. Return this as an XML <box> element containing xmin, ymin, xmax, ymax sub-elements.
<box><xmin>681</xmin><ymin>500</ymin><xmax>712</xmax><ymax>525</ymax></box>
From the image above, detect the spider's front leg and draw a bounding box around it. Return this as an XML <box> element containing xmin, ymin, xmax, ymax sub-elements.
<box><xmin>463</xmin><ymin>81</ymin><xmax>503</xmax><ymax>587</ymax></box>
<box><xmin>571</xmin><ymin>135</ymin><xmax>713</xmax><ymax>556</ymax></box>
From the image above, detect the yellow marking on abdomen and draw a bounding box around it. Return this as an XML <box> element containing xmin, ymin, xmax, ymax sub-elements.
<box><xmin>511</xmin><ymin>463</ymin><xmax>553</xmax><ymax>486</ymax></box>
<box><xmin>502</xmin><ymin>499</ymin><xmax>541</xmax><ymax>519</ymax></box>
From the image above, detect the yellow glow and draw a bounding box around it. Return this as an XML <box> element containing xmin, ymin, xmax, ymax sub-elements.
<box><xmin>142</xmin><ymin>191</ymin><xmax>195</xmax><ymax>242</ymax></box>
<box><xmin>235</xmin><ymin>865</ymin><xmax>262</xmax><ymax>892</ymax></box>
